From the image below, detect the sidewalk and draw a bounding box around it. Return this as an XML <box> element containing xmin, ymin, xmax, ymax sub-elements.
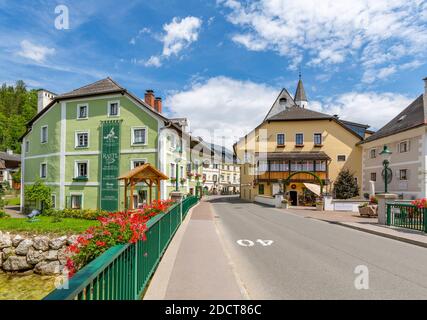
<box><xmin>144</xmin><ymin>199</ymin><xmax>245</xmax><ymax>300</ymax></box>
<box><xmin>283</xmin><ymin>207</ymin><xmax>427</xmax><ymax>248</ymax></box>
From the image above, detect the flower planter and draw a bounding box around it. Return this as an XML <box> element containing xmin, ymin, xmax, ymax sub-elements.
<box><xmin>316</xmin><ymin>203</ymin><xmax>323</xmax><ymax>211</ymax></box>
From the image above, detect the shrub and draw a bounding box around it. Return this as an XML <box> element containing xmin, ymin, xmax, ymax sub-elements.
<box><xmin>65</xmin><ymin>199</ymin><xmax>174</xmax><ymax>277</ymax></box>
<box><xmin>42</xmin><ymin>208</ymin><xmax>110</xmax><ymax>220</ymax></box>
<box><xmin>25</xmin><ymin>180</ymin><xmax>52</xmax><ymax>212</ymax></box>
<box><xmin>0</xmin><ymin>211</ymin><xmax>9</xmax><ymax>219</ymax></box>
<box><xmin>369</xmin><ymin>196</ymin><xmax>378</xmax><ymax>205</ymax></box>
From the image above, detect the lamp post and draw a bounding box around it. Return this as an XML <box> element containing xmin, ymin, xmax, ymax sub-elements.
<box><xmin>379</xmin><ymin>145</ymin><xmax>392</xmax><ymax>193</ymax></box>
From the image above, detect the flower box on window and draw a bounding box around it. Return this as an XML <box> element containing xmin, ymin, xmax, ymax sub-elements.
<box><xmin>73</xmin><ymin>176</ymin><xmax>88</xmax><ymax>182</ymax></box>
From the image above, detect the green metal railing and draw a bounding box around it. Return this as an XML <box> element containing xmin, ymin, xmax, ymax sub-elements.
<box><xmin>386</xmin><ymin>202</ymin><xmax>427</xmax><ymax>233</ymax></box>
<box><xmin>44</xmin><ymin>195</ymin><xmax>199</xmax><ymax>300</ymax></box>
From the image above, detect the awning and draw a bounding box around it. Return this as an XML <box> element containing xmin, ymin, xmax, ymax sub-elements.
<box><xmin>303</xmin><ymin>183</ymin><xmax>321</xmax><ymax>196</ymax></box>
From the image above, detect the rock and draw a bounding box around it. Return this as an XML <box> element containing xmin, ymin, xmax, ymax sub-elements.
<box><xmin>0</xmin><ymin>232</ymin><xmax>12</xmax><ymax>249</ymax></box>
<box><xmin>3</xmin><ymin>256</ymin><xmax>32</xmax><ymax>271</ymax></box>
<box><xmin>15</xmin><ymin>239</ymin><xmax>33</xmax><ymax>256</ymax></box>
<box><xmin>12</xmin><ymin>235</ymin><xmax>24</xmax><ymax>247</ymax></box>
<box><xmin>49</xmin><ymin>236</ymin><xmax>67</xmax><ymax>250</ymax></box>
<box><xmin>45</xmin><ymin>250</ymin><xmax>58</xmax><ymax>261</ymax></box>
<box><xmin>67</xmin><ymin>235</ymin><xmax>79</xmax><ymax>245</ymax></box>
<box><xmin>33</xmin><ymin>236</ymin><xmax>50</xmax><ymax>251</ymax></box>
<box><xmin>2</xmin><ymin>247</ymin><xmax>14</xmax><ymax>259</ymax></box>
<box><xmin>26</xmin><ymin>248</ymin><xmax>47</xmax><ymax>265</ymax></box>
<box><xmin>34</xmin><ymin>261</ymin><xmax>62</xmax><ymax>275</ymax></box>
<box><xmin>0</xmin><ymin>252</ymin><xmax>2</xmax><ymax>268</ymax></box>
<box><xmin>57</xmin><ymin>247</ymin><xmax>69</xmax><ymax>265</ymax></box>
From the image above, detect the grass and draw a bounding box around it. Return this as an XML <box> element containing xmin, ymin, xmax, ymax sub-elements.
<box><xmin>5</xmin><ymin>196</ymin><xmax>20</xmax><ymax>206</ymax></box>
<box><xmin>0</xmin><ymin>216</ymin><xmax>98</xmax><ymax>235</ymax></box>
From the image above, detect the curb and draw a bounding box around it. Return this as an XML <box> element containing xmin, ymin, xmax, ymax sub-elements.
<box><xmin>330</xmin><ymin>221</ymin><xmax>427</xmax><ymax>249</ymax></box>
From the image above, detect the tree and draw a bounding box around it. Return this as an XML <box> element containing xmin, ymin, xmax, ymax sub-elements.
<box><xmin>25</xmin><ymin>180</ymin><xmax>53</xmax><ymax>212</ymax></box>
<box><xmin>333</xmin><ymin>169</ymin><xmax>359</xmax><ymax>199</ymax></box>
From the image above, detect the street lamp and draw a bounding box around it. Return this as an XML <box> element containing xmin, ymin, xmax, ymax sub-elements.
<box><xmin>379</xmin><ymin>145</ymin><xmax>392</xmax><ymax>193</ymax></box>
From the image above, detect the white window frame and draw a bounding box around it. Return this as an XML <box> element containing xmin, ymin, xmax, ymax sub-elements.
<box><xmin>370</xmin><ymin>172</ymin><xmax>377</xmax><ymax>181</ymax></box>
<box><xmin>313</xmin><ymin>133</ymin><xmax>322</xmax><ymax>145</ymax></box>
<box><xmin>77</xmin><ymin>104</ymin><xmax>89</xmax><ymax>120</ymax></box>
<box><xmin>74</xmin><ymin>160</ymin><xmax>89</xmax><ymax>179</ymax></box>
<box><xmin>40</xmin><ymin>125</ymin><xmax>48</xmax><ymax>144</ymax></box>
<box><xmin>276</xmin><ymin>133</ymin><xmax>285</xmax><ymax>146</ymax></box>
<box><xmin>70</xmin><ymin>193</ymin><xmax>84</xmax><ymax>210</ymax></box>
<box><xmin>107</xmin><ymin>100</ymin><xmax>120</xmax><ymax>117</ymax></box>
<box><xmin>370</xmin><ymin>148</ymin><xmax>376</xmax><ymax>159</ymax></box>
<box><xmin>51</xmin><ymin>194</ymin><xmax>57</xmax><ymax>209</ymax></box>
<box><xmin>25</xmin><ymin>140</ymin><xmax>29</xmax><ymax>153</ymax></box>
<box><xmin>170</xmin><ymin>163</ymin><xmax>176</xmax><ymax>178</ymax></box>
<box><xmin>295</xmin><ymin>133</ymin><xmax>304</xmax><ymax>146</ymax></box>
<box><xmin>40</xmin><ymin>162</ymin><xmax>47</xmax><ymax>179</ymax></box>
<box><xmin>399</xmin><ymin>169</ymin><xmax>408</xmax><ymax>181</ymax></box>
<box><xmin>130</xmin><ymin>158</ymin><xmax>147</xmax><ymax>170</ymax></box>
<box><xmin>131</xmin><ymin>127</ymin><xmax>148</xmax><ymax>146</ymax></box>
<box><xmin>75</xmin><ymin>131</ymin><xmax>90</xmax><ymax>149</ymax></box>
<box><xmin>398</xmin><ymin>140</ymin><xmax>409</xmax><ymax>153</ymax></box>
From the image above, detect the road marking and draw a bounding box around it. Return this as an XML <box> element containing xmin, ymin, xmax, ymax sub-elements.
<box><xmin>236</xmin><ymin>239</ymin><xmax>274</xmax><ymax>247</ymax></box>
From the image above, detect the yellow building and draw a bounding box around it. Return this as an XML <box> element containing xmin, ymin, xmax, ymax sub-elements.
<box><xmin>235</xmin><ymin>77</ymin><xmax>373</xmax><ymax>205</ymax></box>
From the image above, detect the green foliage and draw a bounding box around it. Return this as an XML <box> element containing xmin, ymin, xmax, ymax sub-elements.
<box><xmin>0</xmin><ymin>211</ymin><xmax>9</xmax><ymax>219</ymax></box>
<box><xmin>0</xmin><ymin>81</ymin><xmax>38</xmax><ymax>153</ymax></box>
<box><xmin>25</xmin><ymin>180</ymin><xmax>52</xmax><ymax>211</ymax></box>
<box><xmin>42</xmin><ymin>208</ymin><xmax>109</xmax><ymax>220</ymax></box>
<box><xmin>333</xmin><ymin>169</ymin><xmax>359</xmax><ymax>199</ymax></box>
<box><xmin>0</xmin><ymin>198</ymin><xmax>4</xmax><ymax>210</ymax></box>
<box><xmin>11</xmin><ymin>168</ymin><xmax>21</xmax><ymax>183</ymax></box>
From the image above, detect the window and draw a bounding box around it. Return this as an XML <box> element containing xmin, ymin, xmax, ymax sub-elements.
<box><xmin>108</xmin><ymin>101</ymin><xmax>120</xmax><ymax>117</ymax></box>
<box><xmin>399</xmin><ymin>169</ymin><xmax>408</xmax><ymax>181</ymax></box>
<box><xmin>295</xmin><ymin>133</ymin><xmax>304</xmax><ymax>146</ymax></box>
<box><xmin>337</xmin><ymin>155</ymin><xmax>346</xmax><ymax>162</ymax></box>
<box><xmin>213</xmin><ymin>174</ymin><xmax>218</xmax><ymax>182</ymax></box>
<box><xmin>370</xmin><ymin>148</ymin><xmax>376</xmax><ymax>159</ymax></box>
<box><xmin>398</xmin><ymin>140</ymin><xmax>409</xmax><ymax>153</ymax></box>
<box><xmin>258</xmin><ymin>184</ymin><xmax>264</xmax><ymax>195</ymax></box>
<box><xmin>277</xmin><ymin>133</ymin><xmax>285</xmax><ymax>146</ymax></box>
<box><xmin>314</xmin><ymin>133</ymin><xmax>322</xmax><ymax>145</ymax></box>
<box><xmin>258</xmin><ymin>161</ymin><xmax>269</xmax><ymax>172</ymax></box>
<box><xmin>303</xmin><ymin>161</ymin><xmax>314</xmax><ymax>171</ymax></box>
<box><xmin>75</xmin><ymin>161</ymin><xmax>88</xmax><ymax>179</ymax></box>
<box><xmin>316</xmin><ymin>160</ymin><xmax>327</xmax><ymax>172</ymax></box>
<box><xmin>51</xmin><ymin>194</ymin><xmax>57</xmax><ymax>209</ymax></box>
<box><xmin>291</xmin><ymin>161</ymin><xmax>304</xmax><ymax>171</ymax></box>
<box><xmin>71</xmin><ymin>194</ymin><xmax>83</xmax><ymax>209</ymax></box>
<box><xmin>41</xmin><ymin>126</ymin><xmax>48</xmax><ymax>143</ymax></box>
<box><xmin>170</xmin><ymin>163</ymin><xmax>176</xmax><ymax>178</ymax></box>
<box><xmin>77</xmin><ymin>104</ymin><xmax>88</xmax><ymax>119</ymax></box>
<box><xmin>40</xmin><ymin>163</ymin><xmax>47</xmax><ymax>179</ymax></box>
<box><xmin>131</xmin><ymin>159</ymin><xmax>146</xmax><ymax>169</ymax></box>
<box><xmin>370</xmin><ymin>172</ymin><xmax>376</xmax><ymax>181</ymax></box>
<box><xmin>76</xmin><ymin>132</ymin><xmax>89</xmax><ymax>148</ymax></box>
<box><xmin>132</xmin><ymin>127</ymin><xmax>147</xmax><ymax>145</ymax></box>
<box><xmin>270</xmin><ymin>161</ymin><xmax>289</xmax><ymax>172</ymax></box>
<box><xmin>25</xmin><ymin>141</ymin><xmax>29</xmax><ymax>153</ymax></box>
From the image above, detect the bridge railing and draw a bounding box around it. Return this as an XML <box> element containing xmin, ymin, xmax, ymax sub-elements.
<box><xmin>386</xmin><ymin>202</ymin><xmax>427</xmax><ymax>233</ymax></box>
<box><xmin>44</xmin><ymin>195</ymin><xmax>199</xmax><ymax>300</ymax></box>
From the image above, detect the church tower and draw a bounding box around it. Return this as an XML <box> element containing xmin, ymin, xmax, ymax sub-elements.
<box><xmin>294</xmin><ymin>73</ymin><xmax>308</xmax><ymax>108</ymax></box>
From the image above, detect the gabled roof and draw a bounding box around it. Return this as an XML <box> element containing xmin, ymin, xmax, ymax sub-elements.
<box><xmin>0</xmin><ymin>151</ymin><xmax>21</xmax><ymax>162</ymax></box>
<box><xmin>267</xmin><ymin>105</ymin><xmax>333</xmax><ymax>121</ymax></box>
<box><xmin>59</xmin><ymin>77</ymin><xmax>125</xmax><ymax>99</ymax></box>
<box><xmin>264</xmin><ymin>88</ymin><xmax>296</xmax><ymax>121</ymax></box>
<box><xmin>294</xmin><ymin>79</ymin><xmax>307</xmax><ymax>102</ymax></box>
<box><xmin>361</xmin><ymin>95</ymin><xmax>425</xmax><ymax>144</ymax></box>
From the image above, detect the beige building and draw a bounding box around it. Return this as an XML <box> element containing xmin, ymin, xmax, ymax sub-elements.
<box><xmin>235</xmin><ymin>77</ymin><xmax>372</xmax><ymax>205</ymax></box>
<box><xmin>360</xmin><ymin>78</ymin><xmax>427</xmax><ymax>200</ymax></box>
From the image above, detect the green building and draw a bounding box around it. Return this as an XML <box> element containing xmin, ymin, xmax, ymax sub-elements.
<box><xmin>20</xmin><ymin>78</ymin><xmax>209</xmax><ymax>212</ymax></box>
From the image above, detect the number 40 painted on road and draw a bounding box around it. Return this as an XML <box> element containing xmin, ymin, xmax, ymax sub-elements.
<box><xmin>237</xmin><ymin>239</ymin><xmax>274</xmax><ymax>247</ymax></box>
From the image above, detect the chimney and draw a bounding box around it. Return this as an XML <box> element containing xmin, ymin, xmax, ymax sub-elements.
<box><xmin>37</xmin><ymin>89</ymin><xmax>56</xmax><ymax>113</ymax></box>
<box><xmin>154</xmin><ymin>97</ymin><xmax>162</xmax><ymax>113</ymax></box>
<box><xmin>144</xmin><ymin>90</ymin><xmax>155</xmax><ymax>108</ymax></box>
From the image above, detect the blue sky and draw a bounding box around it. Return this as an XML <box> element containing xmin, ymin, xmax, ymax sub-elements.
<box><xmin>0</xmin><ymin>0</ymin><xmax>426</xmax><ymax>145</ymax></box>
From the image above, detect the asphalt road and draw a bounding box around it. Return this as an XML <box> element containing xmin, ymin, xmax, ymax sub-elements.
<box><xmin>209</xmin><ymin>196</ymin><xmax>427</xmax><ymax>299</ymax></box>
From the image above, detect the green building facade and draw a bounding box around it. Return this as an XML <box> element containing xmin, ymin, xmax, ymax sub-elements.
<box><xmin>21</xmin><ymin>78</ymin><xmax>209</xmax><ymax>212</ymax></box>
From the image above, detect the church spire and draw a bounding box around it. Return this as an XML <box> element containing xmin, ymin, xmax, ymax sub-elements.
<box><xmin>294</xmin><ymin>73</ymin><xmax>308</xmax><ymax>108</ymax></box>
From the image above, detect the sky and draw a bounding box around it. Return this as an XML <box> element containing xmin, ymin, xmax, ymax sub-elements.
<box><xmin>0</xmin><ymin>0</ymin><xmax>426</xmax><ymax>147</ymax></box>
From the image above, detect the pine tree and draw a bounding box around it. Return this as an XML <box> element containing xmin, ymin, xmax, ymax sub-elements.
<box><xmin>333</xmin><ymin>169</ymin><xmax>359</xmax><ymax>199</ymax></box>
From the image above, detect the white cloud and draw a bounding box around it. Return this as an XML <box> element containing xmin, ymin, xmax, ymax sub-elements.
<box><xmin>144</xmin><ymin>56</ymin><xmax>162</xmax><ymax>67</ymax></box>
<box><xmin>311</xmin><ymin>92</ymin><xmax>413</xmax><ymax>130</ymax></box>
<box><xmin>219</xmin><ymin>0</ymin><xmax>427</xmax><ymax>80</ymax></box>
<box><xmin>130</xmin><ymin>27</ymin><xmax>151</xmax><ymax>45</ymax></box>
<box><xmin>145</xmin><ymin>16</ymin><xmax>202</xmax><ymax>67</ymax></box>
<box><xmin>165</xmin><ymin>76</ymin><xmax>278</xmax><ymax>147</ymax></box>
<box><xmin>17</xmin><ymin>40</ymin><xmax>55</xmax><ymax>63</ymax></box>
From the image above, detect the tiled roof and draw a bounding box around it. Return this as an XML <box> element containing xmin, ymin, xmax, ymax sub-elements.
<box><xmin>0</xmin><ymin>152</ymin><xmax>21</xmax><ymax>162</ymax></box>
<box><xmin>267</xmin><ymin>105</ymin><xmax>333</xmax><ymax>121</ymax></box>
<box><xmin>58</xmin><ymin>77</ymin><xmax>124</xmax><ymax>99</ymax></box>
<box><xmin>362</xmin><ymin>95</ymin><xmax>424</xmax><ymax>143</ymax></box>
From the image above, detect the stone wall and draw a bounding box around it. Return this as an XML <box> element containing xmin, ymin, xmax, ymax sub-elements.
<box><xmin>0</xmin><ymin>231</ymin><xmax>77</xmax><ymax>275</ymax></box>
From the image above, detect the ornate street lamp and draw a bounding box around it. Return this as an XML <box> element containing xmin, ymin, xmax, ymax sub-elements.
<box><xmin>379</xmin><ymin>145</ymin><xmax>392</xmax><ymax>193</ymax></box>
